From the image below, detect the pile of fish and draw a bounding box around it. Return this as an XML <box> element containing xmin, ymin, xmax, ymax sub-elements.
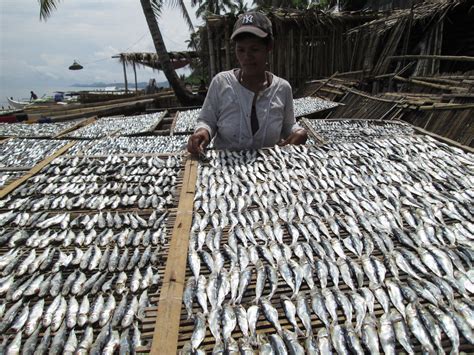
<box><xmin>0</xmin><ymin>171</ymin><xmax>24</xmax><ymax>189</ymax></box>
<box><xmin>0</xmin><ymin>121</ymin><xmax>83</xmax><ymax>138</ymax></box>
<box><xmin>0</xmin><ymin>155</ymin><xmax>182</xmax><ymax>212</ymax></box>
<box><xmin>181</xmin><ymin>135</ymin><xmax>474</xmax><ymax>353</ymax></box>
<box><xmin>0</xmin><ymin>154</ymin><xmax>184</xmax><ymax>353</ymax></box>
<box><xmin>174</xmin><ymin>109</ymin><xmax>202</xmax><ymax>133</ymax></box>
<box><xmin>305</xmin><ymin>119</ymin><xmax>415</xmax><ymax>143</ymax></box>
<box><xmin>68</xmin><ymin>136</ymin><xmax>189</xmax><ymax>155</ymax></box>
<box><xmin>0</xmin><ymin>139</ymin><xmax>68</xmax><ymax>169</ymax></box>
<box><xmin>293</xmin><ymin>97</ymin><xmax>339</xmax><ymax>118</ymax></box>
<box><xmin>65</xmin><ymin>112</ymin><xmax>166</xmax><ymax>139</ymax></box>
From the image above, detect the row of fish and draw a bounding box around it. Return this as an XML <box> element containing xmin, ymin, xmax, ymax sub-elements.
<box><xmin>1</xmin><ymin>287</ymin><xmax>151</xmax><ymax>332</ymax></box>
<box><xmin>305</xmin><ymin>119</ymin><xmax>415</xmax><ymax>143</ymax></box>
<box><xmin>12</xmin><ymin>177</ymin><xmax>177</xmax><ymax>198</ymax></box>
<box><xmin>1</xmin><ymin>268</ymin><xmax>160</xmax><ymax>302</ymax></box>
<box><xmin>1</xmin><ymin>320</ymin><xmax>143</xmax><ymax>355</ymax></box>
<box><xmin>40</xmin><ymin>159</ymin><xmax>181</xmax><ymax>178</ymax></box>
<box><xmin>2</xmin><ymin>192</ymin><xmax>173</xmax><ymax>212</ymax></box>
<box><xmin>0</xmin><ymin>121</ymin><xmax>83</xmax><ymax>138</ymax></box>
<box><xmin>1</xmin><ymin>228</ymin><xmax>167</xmax><ymax>253</ymax></box>
<box><xmin>0</xmin><ymin>139</ymin><xmax>68</xmax><ymax>169</ymax></box>
<box><xmin>65</xmin><ymin>112</ymin><xmax>166</xmax><ymax>139</ymax></box>
<box><xmin>0</xmin><ymin>209</ymin><xmax>167</xmax><ymax>231</ymax></box>
<box><xmin>0</xmin><ymin>242</ymin><xmax>163</xmax><ymax>277</ymax></box>
<box><xmin>47</xmin><ymin>154</ymin><xmax>183</xmax><ymax>170</ymax></box>
<box><xmin>68</xmin><ymin>135</ymin><xmax>189</xmax><ymax>155</ymax></box>
<box><xmin>293</xmin><ymin>96</ymin><xmax>339</xmax><ymax>118</ymax></box>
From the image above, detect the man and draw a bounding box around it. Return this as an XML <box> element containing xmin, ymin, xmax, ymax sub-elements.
<box><xmin>187</xmin><ymin>12</ymin><xmax>307</xmax><ymax>155</ymax></box>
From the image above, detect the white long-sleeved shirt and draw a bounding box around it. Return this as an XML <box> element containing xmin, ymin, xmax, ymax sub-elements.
<box><xmin>195</xmin><ymin>69</ymin><xmax>300</xmax><ymax>150</ymax></box>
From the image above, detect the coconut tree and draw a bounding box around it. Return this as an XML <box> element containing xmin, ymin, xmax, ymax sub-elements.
<box><xmin>39</xmin><ymin>0</ymin><xmax>203</xmax><ymax>106</ymax></box>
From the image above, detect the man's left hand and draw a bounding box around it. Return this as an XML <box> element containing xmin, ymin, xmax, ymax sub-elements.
<box><xmin>279</xmin><ymin>129</ymin><xmax>308</xmax><ymax>146</ymax></box>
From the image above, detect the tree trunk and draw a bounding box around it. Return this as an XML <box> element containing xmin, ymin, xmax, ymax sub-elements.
<box><xmin>140</xmin><ymin>0</ymin><xmax>202</xmax><ymax>106</ymax></box>
<box><xmin>207</xmin><ymin>21</ymin><xmax>216</xmax><ymax>78</ymax></box>
<box><xmin>224</xmin><ymin>19</ymin><xmax>231</xmax><ymax>70</ymax></box>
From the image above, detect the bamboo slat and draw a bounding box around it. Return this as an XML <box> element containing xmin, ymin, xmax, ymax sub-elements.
<box><xmin>150</xmin><ymin>158</ymin><xmax>198</xmax><ymax>355</ymax></box>
<box><xmin>389</xmin><ymin>54</ymin><xmax>474</xmax><ymax>62</ymax></box>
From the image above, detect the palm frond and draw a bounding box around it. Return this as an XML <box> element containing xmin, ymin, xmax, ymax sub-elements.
<box><xmin>170</xmin><ymin>0</ymin><xmax>195</xmax><ymax>32</ymax></box>
<box><xmin>38</xmin><ymin>0</ymin><xmax>61</xmax><ymax>21</ymax></box>
<box><xmin>150</xmin><ymin>0</ymin><xmax>163</xmax><ymax>18</ymax></box>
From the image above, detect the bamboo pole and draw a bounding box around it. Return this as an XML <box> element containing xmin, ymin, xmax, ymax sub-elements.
<box><xmin>393</xmin><ymin>75</ymin><xmax>468</xmax><ymax>92</ymax></box>
<box><xmin>150</xmin><ymin>158</ymin><xmax>198</xmax><ymax>355</ymax></box>
<box><xmin>308</xmin><ymin>71</ymin><xmax>339</xmax><ymax>97</ymax></box>
<box><xmin>389</xmin><ymin>55</ymin><xmax>474</xmax><ymax>62</ymax></box>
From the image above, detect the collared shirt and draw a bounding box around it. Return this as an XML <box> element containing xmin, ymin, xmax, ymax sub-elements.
<box><xmin>195</xmin><ymin>69</ymin><xmax>300</xmax><ymax>150</ymax></box>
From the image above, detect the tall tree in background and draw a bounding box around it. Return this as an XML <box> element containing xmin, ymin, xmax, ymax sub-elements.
<box><xmin>39</xmin><ymin>0</ymin><xmax>203</xmax><ymax>106</ymax></box>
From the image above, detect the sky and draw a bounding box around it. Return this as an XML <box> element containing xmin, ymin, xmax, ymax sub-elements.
<box><xmin>0</xmin><ymin>0</ymin><xmax>205</xmax><ymax>100</ymax></box>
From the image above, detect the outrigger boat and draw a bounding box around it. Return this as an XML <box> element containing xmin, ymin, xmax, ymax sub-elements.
<box><xmin>6</xmin><ymin>97</ymin><xmax>31</xmax><ymax>109</ymax></box>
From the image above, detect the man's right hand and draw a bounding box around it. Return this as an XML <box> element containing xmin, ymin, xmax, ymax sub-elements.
<box><xmin>187</xmin><ymin>128</ymin><xmax>210</xmax><ymax>156</ymax></box>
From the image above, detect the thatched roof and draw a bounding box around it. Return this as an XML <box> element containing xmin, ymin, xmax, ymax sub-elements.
<box><xmin>206</xmin><ymin>9</ymin><xmax>383</xmax><ymax>29</ymax></box>
<box><xmin>347</xmin><ymin>0</ymin><xmax>466</xmax><ymax>34</ymax></box>
<box><xmin>117</xmin><ymin>51</ymin><xmax>199</xmax><ymax>70</ymax></box>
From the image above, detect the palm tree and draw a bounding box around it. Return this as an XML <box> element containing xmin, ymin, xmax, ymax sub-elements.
<box><xmin>39</xmin><ymin>0</ymin><xmax>203</xmax><ymax>106</ymax></box>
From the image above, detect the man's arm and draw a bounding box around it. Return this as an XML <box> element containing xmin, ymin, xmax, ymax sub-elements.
<box><xmin>187</xmin><ymin>77</ymin><xmax>220</xmax><ymax>155</ymax></box>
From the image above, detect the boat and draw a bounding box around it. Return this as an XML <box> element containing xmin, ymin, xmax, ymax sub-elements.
<box><xmin>7</xmin><ymin>97</ymin><xmax>31</xmax><ymax>109</ymax></box>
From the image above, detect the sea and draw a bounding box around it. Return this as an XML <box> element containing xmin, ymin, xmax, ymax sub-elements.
<box><xmin>0</xmin><ymin>85</ymin><xmax>112</xmax><ymax>109</ymax></box>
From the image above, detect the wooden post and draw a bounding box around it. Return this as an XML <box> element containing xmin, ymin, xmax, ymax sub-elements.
<box><xmin>122</xmin><ymin>55</ymin><xmax>129</xmax><ymax>93</ymax></box>
<box><xmin>207</xmin><ymin>21</ymin><xmax>216</xmax><ymax>78</ymax></box>
<box><xmin>150</xmin><ymin>158</ymin><xmax>198</xmax><ymax>355</ymax></box>
<box><xmin>133</xmin><ymin>62</ymin><xmax>138</xmax><ymax>93</ymax></box>
<box><xmin>224</xmin><ymin>18</ymin><xmax>231</xmax><ymax>70</ymax></box>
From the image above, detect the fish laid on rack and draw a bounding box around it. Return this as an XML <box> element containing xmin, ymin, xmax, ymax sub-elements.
<box><xmin>68</xmin><ymin>136</ymin><xmax>189</xmax><ymax>155</ymax></box>
<box><xmin>293</xmin><ymin>96</ymin><xmax>340</xmax><ymax>118</ymax></box>
<box><xmin>305</xmin><ymin>118</ymin><xmax>415</xmax><ymax>143</ymax></box>
<box><xmin>65</xmin><ymin>112</ymin><xmax>166</xmax><ymax>139</ymax></box>
<box><xmin>0</xmin><ymin>139</ymin><xmax>68</xmax><ymax>169</ymax></box>
<box><xmin>0</xmin><ymin>121</ymin><xmax>83</xmax><ymax>138</ymax></box>
<box><xmin>0</xmin><ymin>153</ymin><xmax>183</xmax><ymax>354</ymax></box>
<box><xmin>181</xmin><ymin>135</ymin><xmax>474</xmax><ymax>353</ymax></box>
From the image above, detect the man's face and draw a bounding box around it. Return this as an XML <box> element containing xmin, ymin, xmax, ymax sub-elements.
<box><xmin>235</xmin><ymin>37</ymin><xmax>271</xmax><ymax>76</ymax></box>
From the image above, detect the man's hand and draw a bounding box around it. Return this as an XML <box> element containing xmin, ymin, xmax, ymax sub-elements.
<box><xmin>187</xmin><ymin>128</ymin><xmax>210</xmax><ymax>155</ymax></box>
<box><xmin>279</xmin><ymin>129</ymin><xmax>308</xmax><ymax>146</ymax></box>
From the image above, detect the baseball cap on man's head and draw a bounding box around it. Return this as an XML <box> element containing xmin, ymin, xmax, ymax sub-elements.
<box><xmin>231</xmin><ymin>12</ymin><xmax>273</xmax><ymax>40</ymax></box>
